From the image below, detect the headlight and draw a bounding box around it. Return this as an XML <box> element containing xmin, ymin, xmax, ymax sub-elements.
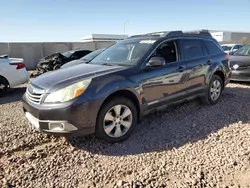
<box><xmin>44</xmin><ymin>79</ymin><xmax>92</xmax><ymax>103</ymax></box>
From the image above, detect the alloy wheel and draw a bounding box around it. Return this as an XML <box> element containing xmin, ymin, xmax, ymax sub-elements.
<box><xmin>0</xmin><ymin>80</ymin><xmax>7</xmax><ymax>97</ymax></box>
<box><xmin>210</xmin><ymin>80</ymin><xmax>221</xmax><ymax>101</ymax></box>
<box><xmin>103</xmin><ymin>105</ymin><xmax>133</xmax><ymax>138</ymax></box>
<box><xmin>0</xmin><ymin>83</ymin><xmax>5</xmax><ymax>90</ymax></box>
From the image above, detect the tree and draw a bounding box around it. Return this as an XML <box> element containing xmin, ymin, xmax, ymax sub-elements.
<box><xmin>241</xmin><ymin>37</ymin><xmax>248</xmax><ymax>45</ymax></box>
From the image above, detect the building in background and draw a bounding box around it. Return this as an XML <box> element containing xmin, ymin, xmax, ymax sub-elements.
<box><xmin>188</xmin><ymin>30</ymin><xmax>250</xmax><ymax>44</ymax></box>
<box><xmin>207</xmin><ymin>30</ymin><xmax>250</xmax><ymax>44</ymax></box>
<box><xmin>81</xmin><ymin>34</ymin><xmax>128</xmax><ymax>42</ymax></box>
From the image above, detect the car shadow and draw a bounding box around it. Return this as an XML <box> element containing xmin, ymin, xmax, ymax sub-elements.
<box><xmin>0</xmin><ymin>87</ymin><xmax>26</xmax><ymax>105</ymax></box>
<box><xmin>68</xmin><ymin>85</ymin><xmax>250</xmax><ymax>156</ymax></box>
<box><xmin>231</xmin><ymin>80</ymin><xmax>250</xmax><ymax>87</ymax></box>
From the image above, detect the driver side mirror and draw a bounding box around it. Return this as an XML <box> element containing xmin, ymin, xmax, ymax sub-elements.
<box><xmin>146</xmin><ymin>57</ymin><xmax>166</xmax><ymax>67</ymax></box>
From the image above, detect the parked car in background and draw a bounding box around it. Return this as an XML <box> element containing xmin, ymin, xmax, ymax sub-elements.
<box><xmin>36</xmin><ymin>49</ymin><xmax>92</xmax><ymax>73</ymax></box>
<box><xmin>23</xmin><ymin>30</ymin><xmax>231</xmax><ymax>142</ymax></box>
<box><xmin>230</xmin><ymin>45</ymin><xmax>250</xmax><ymax>82</ymax></box>
<box><xmin>221</xmin><ymin>44</ymin><xmax>243</xmax><ymax>55</ymax></box>
<box><xmin>0</xmin><ymin>55</ymin><xmax>29</xmax><ymax>97</ymax></box>
<box><xmin>61</xmin><ymin>48</ymin><xmax>105</xmax><ymax>69</ymax></box>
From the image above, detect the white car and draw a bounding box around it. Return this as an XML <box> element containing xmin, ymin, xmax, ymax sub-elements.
<box><xmin>0</xmin><ymin>55</ymin><xmax>30</xmax><ymax>97</ymax></box>
<box><xmin>221</xmin><ymin>44</ymin><xmax>243</xmax><ymax>55</ymax></box>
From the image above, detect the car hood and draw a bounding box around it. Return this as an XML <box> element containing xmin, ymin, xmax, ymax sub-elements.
<box><xmin>31</xmin><ymin>63</ymin><xmax>126</xmax><ymax>92</ymax></box>
<box><xmin>61</xmin><ymin>59</ymin><xmax>89</xmax><ymax>69</ymax></box>
<box><xmin>230</xmin><ymin>55</ymin><xmax>250</xmax><ymax>66</ymax></box>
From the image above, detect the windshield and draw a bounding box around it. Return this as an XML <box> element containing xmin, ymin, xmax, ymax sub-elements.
<box><xmin>221</xmin><ymin>45</ymin><xmax>232</xmax><ymax>51</ymax></box>
<box><xmin>90</xmin><ymin>39</ymin><xmax>156</xmax><ymax>66</ymax></box>
<box><xmin>80</xmin><ymin>48</ymin><xmax>105</xmax><ymax>61</ymax></box>
<box><xmin>234</xmin><ymin>45</ymin><xmax>250</xmax><ymax>56</ymax></box>
<box><xmin>62</xmin><ymin>51</ymin><xmax>74</xmax><ymax>58</ymax></box>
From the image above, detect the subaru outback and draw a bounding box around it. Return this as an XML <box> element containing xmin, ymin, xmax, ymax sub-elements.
<box><xmin>22</xmin><ymin>30</ymin><xmax>231</xmax><ymax>142</ymax></box>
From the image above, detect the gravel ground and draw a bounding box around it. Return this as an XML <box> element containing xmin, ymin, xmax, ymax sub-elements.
<box><xmin>0</xmin><ymin>82</ymin><xmax>250</xmax><ymax>188</ymax></box>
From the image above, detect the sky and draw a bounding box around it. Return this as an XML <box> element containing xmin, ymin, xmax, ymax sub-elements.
<box><xmin>0</xmin><ymin>0</ymin><xmax>250</xmax><ymax>42</ymax></box>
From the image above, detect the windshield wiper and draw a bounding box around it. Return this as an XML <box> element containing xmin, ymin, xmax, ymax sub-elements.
<box><xmin>100</xmin><ymin>63</ymin><xmax>116</xmax><ymax>66</ymax></box>
<box><xmin>89</xmin><ymin>62</ymin><xmax>118</xmax><ymax>66</ymax></box>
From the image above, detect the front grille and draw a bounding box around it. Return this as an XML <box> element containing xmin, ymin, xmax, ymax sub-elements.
<box><xmin>230</xmin><ymin>63</ymin><xmax>250</xmax><ymax>70</ymax></box>
<box><xmin>26</xmin><ymin>90</ymin><xmax>42</xmax><ymax>104</ymax></box>
<box><xmin>25</xmin><ymin>84</ymin><xmax>45</xmax><ymax>104</ymax></box>
<box><xmin>237</xmin><ymin>65</ymin><xmax>250</xmax><ymax>70</ymax></box>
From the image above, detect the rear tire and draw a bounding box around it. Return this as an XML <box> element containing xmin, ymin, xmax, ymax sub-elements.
<box><xmin>95</xmin><ymin>97</ymin><xmax>138</xmax><ymax>142</ymax></box>
<box><xmin>201</xmin><ymin>75</ymin><xmax>223</xmax><ymax>105</ymax></box>
<box><xmin>0</xmin><ymin>77</ymin><xmax>8</xmax><ymax>97</ymax></box>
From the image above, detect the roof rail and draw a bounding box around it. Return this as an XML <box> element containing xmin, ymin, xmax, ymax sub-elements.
<box><xmin>128</xmin><ymin>30</ymin><xmax>212</xmax><ymax>39</ymax></box>
<box><xmin>183</xmin><ymin>30</ymin><xmax>212</xmax><ymax>37</ymax></box>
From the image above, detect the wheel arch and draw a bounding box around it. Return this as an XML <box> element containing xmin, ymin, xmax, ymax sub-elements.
<box><xmin>0</xmin><ymin>75</ymin><xmax>10</xmax><ymax>86</ymax></box>
<box><xmin>213</xmin><ymin>70</ymin><xmax>225</xmax><ymax>89</ymax></box>
<box><xmin>97</xmin><ymin>89</ymin><xmax>142</xmax><ymax>123</ymax></box>
<box><xmin>206</xmin><ymin>64</ymin><xmax>225</xmax><ymax>88</ymax></box>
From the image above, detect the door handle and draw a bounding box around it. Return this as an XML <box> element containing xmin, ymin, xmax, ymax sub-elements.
<box><xmin>206</xmin><ymin>60</ymin><xmax>212</xmax><ymax>65</ymax></box>
<box><xmin>177</xmin><ymin>66</ymin><xmax>185</xmax><ymax>72</ymax></box>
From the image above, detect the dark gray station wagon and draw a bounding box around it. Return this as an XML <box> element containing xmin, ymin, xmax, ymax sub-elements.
<box><xmin>23</xmin><ymin>30</ymin><xmax>232</xmax><ymax>142</ymax></box>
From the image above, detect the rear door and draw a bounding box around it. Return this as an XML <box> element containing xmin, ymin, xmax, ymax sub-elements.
<box><xmin>179</xmin><ymin>38</ymin><xmax>209</xmax><ymax>95</ymax></box>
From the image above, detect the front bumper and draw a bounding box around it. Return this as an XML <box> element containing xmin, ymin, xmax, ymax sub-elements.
<box><xmin>22</xmin><ymin>94</ymin><xmax>98</xmax><ymax>136</ymax></box>
<box><xmin>230</xmin><ymin>69</ymin><xmax>250</xmax><ymax>82</ymax></box>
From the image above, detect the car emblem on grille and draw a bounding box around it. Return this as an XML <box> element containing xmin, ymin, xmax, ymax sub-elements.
<box><xmin>28</xmin><ymin>84</ymin><xmax>44</xmax><ymax>94</ymax></box>
<box><xmin>233</xmin><ymin>64</ymin><xmax>239</xmax><ymax>70</ymax></box>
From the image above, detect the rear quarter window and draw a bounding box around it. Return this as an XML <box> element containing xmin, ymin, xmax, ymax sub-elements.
<box><xmin>204</xmin><ymin>40</ymin><xmax>223</xmax><ymax>55</ymax></box>
<box><xmin>180</xmin><ymin>39</ymin><xmax>204</xmax><ymax>60</ymax></box>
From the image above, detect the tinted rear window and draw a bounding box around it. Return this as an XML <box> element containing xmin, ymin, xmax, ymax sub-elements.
<box><xmin>204</xmin><ymin>40</ymin><xmax>222</xmax><ymax>55</ymax></box>
<box><xmin>181</xmin><ymin>39</ymin><xmax>204</xmax><ymax>60</ymax></box>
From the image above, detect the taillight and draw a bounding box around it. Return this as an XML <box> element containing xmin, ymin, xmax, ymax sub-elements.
<box><xmin>226</xmin><ymin>53</ymin><xmax>230</xmax><ymax>68</ymax></box>
<box><xmin>10</xmin><ymin>62</ymin><xmax>25</xmax><ymax>69</ymax></box>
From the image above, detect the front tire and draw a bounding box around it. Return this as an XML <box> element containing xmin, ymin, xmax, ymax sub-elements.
<box><xmin>201</xmin><ymin>75</ymin><xmax>223</xmax><ymax>105</ymax></box>
<box><xmin>95</xmin><ymin>97</ymin><xmax>138</xmax><ymax>142</ymax></box>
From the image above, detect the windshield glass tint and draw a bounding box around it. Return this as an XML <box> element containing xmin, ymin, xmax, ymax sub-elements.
<box><xmin>90</xmin><ymin>39</ymin><xmax>156</xmax><ymax>66</ymax></box>
<box><xmin>62</xmin><ymin>51</ymin><xmax>74</xmax><ymax>58</ymax></box>
<box><xmin>80</xmin><ymin>49</ymin><xmax>104</xmax><ymax>61</ymax></box>
<box><xmin>234</xmin><ymin>45</ymin><xmax>250</xmax><ymax>55</ymax></box>
<box><xmin>221</xmin><ymin>46</ymin><xmax>232</xmax><ymax>51</ymax></box>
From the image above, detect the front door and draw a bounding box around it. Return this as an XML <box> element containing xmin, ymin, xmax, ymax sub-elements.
<box><xmin>141</xmin><ymin>40</ymin><xmax>188</xmax><ymax>110</ymax></box>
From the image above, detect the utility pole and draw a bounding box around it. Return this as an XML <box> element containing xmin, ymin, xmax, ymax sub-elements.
<box><xmin>123</xmin><ymin>21</ymin><xmax>129</xmax><ymax>35</ymax></box>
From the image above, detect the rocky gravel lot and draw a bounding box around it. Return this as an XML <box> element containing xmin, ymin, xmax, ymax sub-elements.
<box><xmin>0</xmin><ymin>82</ymin><xmax>250</xmax><ymax>188</ymax></box>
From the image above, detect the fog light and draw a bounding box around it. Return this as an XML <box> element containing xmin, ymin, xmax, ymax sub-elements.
<box><xmin>48</xmin><ymin>122</ymin><xmax>77</xmax><ymax>132</ymax></box>
<box><xmin>49</xmin><ymin>122</ymin><xmax>65</xmax><ymax>131</ymax></box>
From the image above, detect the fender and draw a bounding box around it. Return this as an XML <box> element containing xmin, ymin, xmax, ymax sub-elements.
<box><xmin>81</xmin><ymin>74</ymin><xmax>143</xmax><ymax>124</ymax></box>
<box><xmin>205</xmin><ymin>62</ymin><xmax>225</xmax><ymax>86</ymax></box>
<box><xmin>92</xmin><ymin>75</ymin><xmax>142</xmax><ymax>105</ymax></box>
